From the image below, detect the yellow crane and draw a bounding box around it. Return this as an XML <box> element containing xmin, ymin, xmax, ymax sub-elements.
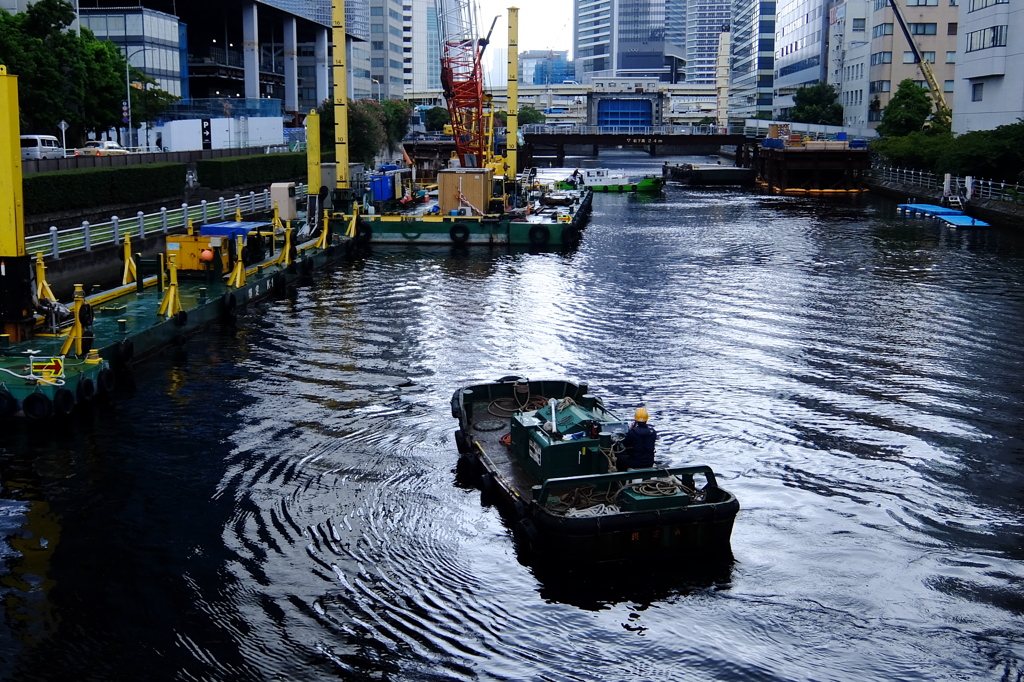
<box><xmin>887</xmin><ymin>0</ymin><xmax>951</xmax><ymax>127</ymax></box>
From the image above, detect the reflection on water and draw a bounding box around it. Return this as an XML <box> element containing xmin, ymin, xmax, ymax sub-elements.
<box><xmin>2</xmin><ymin>152</ymin><xmax>1024</xmax><ymax>680</ymax></box>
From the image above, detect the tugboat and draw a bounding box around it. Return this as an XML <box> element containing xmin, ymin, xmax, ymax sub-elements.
<box><xmin>451</xmin><ymin>377</ymin><xmax>739</xmax><ymax>562</ymax></box>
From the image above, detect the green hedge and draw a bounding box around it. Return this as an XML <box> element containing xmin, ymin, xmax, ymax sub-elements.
<box><xmin>24</xmin><ymin>163</ymin><xmax>187</xmax><ymax>215</ymax></box>
<box><xmin>196</xmin><ymin>152</ymin><xmax>307</xmax><ymax>190</ymax></box>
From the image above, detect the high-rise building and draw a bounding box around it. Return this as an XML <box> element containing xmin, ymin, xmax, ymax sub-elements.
<box><xmin>673</xmin><ymin>0</ymin><xmax>732</xmax><ymax>85</ymax></box>
<box><xmin>774</xmin><ymin>0</ymin><xmax>829</xmax><ymax>117</ymax></box>
<box><xmin>951</xmin><ymin>0</ymin><xmax>1019</xmax><ymax>133</ymax></box>
<box><xmin>729</xmin><ymin>0</ymin><xmax>776</xmax><ymax>121</ymax></box>
<box><xmin>574</xmin><ymin>0</ymin><xmax>685</xmax><ymax>82</ymax></box>
<box><xmin>866</xmin><ymin>0</ymin><xmax>958</xmax><ymax>127</ymax></box>
<box><xmin>827</xmin><ymin>0</ymin><xmax>871</xmax><ymax>127</ymax></box>
<box><xmin>403</xmin><ymin>0</ymin><xmax>441</xmax><ymax>97</ymax></box>
<box><xmin>370</xmin><ymin>0</ymin><xmax>406</xmax><ymax>99</ymax></box>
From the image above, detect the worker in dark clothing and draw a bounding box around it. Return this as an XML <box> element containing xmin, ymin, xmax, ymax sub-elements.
<box><xmin>617</xmin><ymin>407</ymin><xmax>658</xmax><ymax>470</ymax></box>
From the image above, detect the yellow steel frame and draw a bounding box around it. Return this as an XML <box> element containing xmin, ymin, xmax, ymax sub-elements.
<box><xmin>0</xmin><ymin>65</ymin><xmax>24</xmax><ymax>258</ymax></box>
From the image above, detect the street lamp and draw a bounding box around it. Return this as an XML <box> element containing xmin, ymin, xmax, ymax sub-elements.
<box><xmin>372</xmin><ymin>78</ymin><xmax>381</xmax><ymax>102</ymax></box>
<box><xmin>124</xmin><ymin>47</ymin><xmax>148</xmax><ymax>149</ymax></box>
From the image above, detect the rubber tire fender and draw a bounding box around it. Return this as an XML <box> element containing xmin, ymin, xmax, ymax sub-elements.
<box><xmin>455</xmin><ymin>429</ymin><xmax>471</xmax><ymax>455</ymax></box>
<box><xmin>355</xmin><ymin>221</ymin><xmax>373</xmax><ymax>244</ymax></box>
<box><xmin>449</xmin><ymin>223</ymin><xmax>470</xmax><ymax>244</ymax></box>
<box><xmin>528</xmin><ymin>225</ymin><xmax>550</xmax><ymax>246</ymax></box>
<box><xmin>76</xmin><ymin>377</ymin><xmax>96</xmax><ymax>402</ymax></box>
<box><xmin>480</xmin><ymin>472</ymin><xmax>497</xmax><ymax>506</ymax></box>
<box><xmin>514</xmin><ymin>517</ymin><xmax>540</xmax><ymax>549</ymax></box>
<box><xmin>22</xmin><ymin>393</ymin><xmax>53</xmax><ymax>420</ymax></box>
<box><xmin>222</xmin><ymin>292</ymin><xmax>237</xmax><ymax>317</ymax></box>
<box><xmin>78</xmin><ymin>302</ymin><xmax>94</xmax><ymax>327</ymax></box>
<box><xmin>176</xmin><ymin>309</ymin><xmax>188</xmax><ymax>327</ymax></box>
<box><xmin>53</xmin><ymin>388</ymin><xmax>75</xmax><ymax>416</ymax></box>
<box><xmin>0</xmin><ymin>389</ymin><xmax>17</xmax><ymax>417</ymax></box>
<box><xmin>97</xmin><ymin>368</ymin><xmax>116</xmax><ymax>394</ymax></box>
<box><xmin>562</xmin><ymin>225</ymin><xmax>580</xmax><ymax>245</ymax></box>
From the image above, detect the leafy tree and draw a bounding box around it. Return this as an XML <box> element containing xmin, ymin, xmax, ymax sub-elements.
<box><xmin>877</xmin><ymin>79</ymin><xmax>932</xmax><ymax>137</ymax></box>
<box><xmin>493</xmin><ymin>110</ymin><xmax>507</xmax><ymax>126</ymax></box>
<box><xmin>939</xmin><ymin>121</ymin><xmax>1024</xmax><ymax>180</ymax></box>
<box><xmin>424</xmin><ymin>106</ymin><xmax>449</xmax><ymax>131</ymax></box>
<box><xmin>380</xmin><ymin>98</ymin><xmax>413</xmax><ymax>152</ymax></box>
<box><xmin>518</xmin><ymin>105</ymin><xmax>546</xmax><ymax>125</ymax></box>
<box><xmin>870</xmin><ymin>130</ymin><xmax>951</xmax><ymax>171</ymax></box>
<box><xmin>130</xmin><ymin>69</ymin><xmax>180</xmax><ymax>146</ymax></box>
<box><xmin>787</xmin><ymin>82</ymin><xmax>843</xmax><ymax>126</ymax></box>
<box><xmin>79</xmin><ymin>36</ymin><xmax>126</xmax><ymax>139</ymax></box>
<box><xmin>697</xmin><ymin>116</ymin><xmax>715</xmax><ymax>125</ymax></box>
<box><xmin>317</xmin><ymin>98</ymin><xmax>385</xmax><ymax>167</ymax></box>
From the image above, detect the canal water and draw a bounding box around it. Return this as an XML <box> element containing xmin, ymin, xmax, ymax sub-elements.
<box><xmin>1</xmin><ymin>153</ymin><xmax>1022</xmax><ymax>681</ymax></box>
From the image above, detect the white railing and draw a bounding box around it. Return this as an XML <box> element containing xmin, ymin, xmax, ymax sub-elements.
<box><xmin>519</xmin><ymin>124</ymin><xmax>733</xmax><ymax>136</ymax></box>
<box><xmin>26</xmin><ymin>184</ymin><xmax>308</xmax><ymax>259</ymax></box>
<box><xmin>871</xmin><ymin>165</ymin><xmax>1023</xmax><ymax>203</ymax></box>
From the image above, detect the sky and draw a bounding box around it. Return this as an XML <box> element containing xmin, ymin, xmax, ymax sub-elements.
<box><xmin>476</xmin><ymin>0</ymin><xmax>574</xmax><ymax>58</ymax></box>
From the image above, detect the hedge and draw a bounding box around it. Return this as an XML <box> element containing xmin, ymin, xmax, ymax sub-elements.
<box><xmin>24</xmin><ymin>163</ymin><xmax>187</xmax><ymax>215</ymax></box>
<box><xmin>196</xmin><ymin>152</ymin><xmax>307</xmax><ymax>190</ymax></box>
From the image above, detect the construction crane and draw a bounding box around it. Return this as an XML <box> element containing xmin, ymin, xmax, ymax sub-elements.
<box><xmin>435</xmin><ymin>0</ymin><xmax>498</xmax><ymax>168</ymax></box>
<box><xmin>887</xmin><ymin>0</ymin><xmax>951</xmax><ymax>127</ymax></box>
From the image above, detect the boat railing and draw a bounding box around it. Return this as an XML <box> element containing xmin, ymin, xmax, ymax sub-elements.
<box><xmin>872</xmin><ymin>165</ymin><xmax>1024</xmax><ymax>204</ymax></box>
<box><xmin>26</xmin><ymin>184</ymin><xmax>309</xmax><ymax>259</ymax></box>
<box><xmin>534</xmin><ymin>464</ymin><xmax>719</xmax><ymax>503</ymax></box>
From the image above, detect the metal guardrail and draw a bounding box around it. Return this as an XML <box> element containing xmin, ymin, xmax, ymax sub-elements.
<box><xmin>520</xmin><ymin>124</ymin><xmax>735</xmax><ymax>136</ymax></box>
<box><xmin>871</xmin><ymin>165</ymin><xmax>1023</xmax><ymax>203</ymax></box>
<box><xmin>26</xmin><ymin>184</ymin><xmax>308</xmax><ymax>259</ymax></box>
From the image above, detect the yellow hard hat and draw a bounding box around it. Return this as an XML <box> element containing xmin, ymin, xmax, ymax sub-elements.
<box><xmin>634</xmin><ymin>407</ymin><xmax>649</xmax><ymax>423</ymax></box>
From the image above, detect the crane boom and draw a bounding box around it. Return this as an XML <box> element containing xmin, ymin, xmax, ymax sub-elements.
<box><xmin>435</xmin><ymin>0</ymin><xmax>496</xmax><ymax>167</ymax></box>
<box><xmin>887</xmin><ymin>0</ymin><xmax>950</xmax><ymax>121</ymax></box>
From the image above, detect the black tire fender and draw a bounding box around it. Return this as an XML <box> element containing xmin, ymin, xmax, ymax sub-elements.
<box><xmin>98</xmin><ymin>368</ymin><xmax>116</xmax><ymax>394</ymax></box>
<box><xmin>76</xmin><ymin>377</ymin><xmax>96</xmax><ymax>402</ymax></box>
<box><xmin>0</xmin><ymin>389</ymin><xmax>17</xmax><ymax>416</ymax></box>
<box><xmin>455</xmin><ymin>429</ymin><xmax>470</xmax><ymax>455</ymax></box>
<box><xmin>53</xmin><ymin>388</ymin><xmax>75</xmax><ymax>416</ymax></box>
<box><xmin>117</xmin><ymin>338</ymin><xmax>135</xmax><ymax>366</ymax></box>
<box><xmin>22</xmin><ymin>393</ymin><xmax>52</xmax><ymax>420</ymax></box>
<box><xmin>355</xmin><ymin>221</ymin><xmax>373</xmax><ymax>244</ymax></box>
<box><xmin>528</xmin><ymin>225</ymin><xmax>550</xmax><ymax>246</ymax></box>
<box><xmin>222</xmin><ymin>292</ymin><xmax>237</xmax><ymax>317</ymax></box>
<box><xmin>78</xmin><ymin>302</ymin><xmax>94</xmax><ymax>327</ymax></box>
<box><xmin>449</xmin><ymin>223</ymin><xmax>470</xmax><ymax>244</ymax></box>
<box><xmin>176</xmin><ymin>309</ymin><xmax>188</xmax><ymax>327</ymax></box>
<box><xmin>480</xmin><ymin>472</ymin><xmax>497</xmax><ymax>506</ymax></box>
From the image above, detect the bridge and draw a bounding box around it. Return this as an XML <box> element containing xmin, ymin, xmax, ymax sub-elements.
<box><xmin>518</xmin><ymin>124</ymin><xmax>755</xmax><ymax>166</ymax></box>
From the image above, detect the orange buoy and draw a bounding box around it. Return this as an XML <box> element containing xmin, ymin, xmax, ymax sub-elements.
<box><xmin>200</xmin><ymin>249</ymin><xmax>214</xmax><ymax>262</ymax></box>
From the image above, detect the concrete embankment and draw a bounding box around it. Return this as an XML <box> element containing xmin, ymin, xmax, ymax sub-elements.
<box><xmin>865</xmin><ymin>177</ymin><xmax>1024</xmax><ymax>229</ymax></box>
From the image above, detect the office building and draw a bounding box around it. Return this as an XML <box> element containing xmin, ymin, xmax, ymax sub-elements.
<box><xmin>774</xmin><ymin>0</ymin><xmax>829</xmax><ymax>117</ymax></box>
<box><xmin>574</xmin><ymin>0</ymin><xmax>686</xmax><ymax>82</ymax></box>
<box><xmin>729</xmin><ymin>0</ymin><xmax>776</xmax><ymax>121</ymax></box>
<box><xmin>670</xmin><ymin>0</ymin><xmax>732</xmax><ymax>85</ymax></box>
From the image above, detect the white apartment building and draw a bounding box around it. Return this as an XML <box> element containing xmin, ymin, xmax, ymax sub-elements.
<box><xmin>952</xmin><ymin>0</ymin><xmax>1021</xmax><ymax>132</ymax></box>
<box><xmin>827</xmin><ymin>0</ymin><xmax>872</xmax><ymax>126</ymax></box>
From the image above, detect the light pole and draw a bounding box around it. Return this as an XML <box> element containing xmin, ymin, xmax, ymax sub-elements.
<box><xmin>372</xmin><ymin>78</ymin><xmax>381</xmax><ymax>102</ymax></box>
<box><xmin>124</xmin><ymin>47</ymin><xmax>147</xmax><ymax>149</ymax></box>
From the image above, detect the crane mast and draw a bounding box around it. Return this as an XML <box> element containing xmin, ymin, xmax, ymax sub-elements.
<box><xmin>886</xmin><ymin>0</ymin><xmax>950</xmax><ymax>124</ymax></box>
<box><xmin>435</xmin><ymin>0</ymin><xmax>494</xmax><ymax>167</ymax></box>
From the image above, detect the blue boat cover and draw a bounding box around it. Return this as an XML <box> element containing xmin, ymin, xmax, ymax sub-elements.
<box><xmin>200</xmin><ymin>221</ymin><xmax>268</xmax><ymax>238</ymax></box>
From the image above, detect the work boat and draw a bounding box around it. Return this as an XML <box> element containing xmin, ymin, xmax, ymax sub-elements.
<box><xmin>532</xmin><ymin>167</ymin><xmax>664</xmax><ymax>193</ymax></box>
<box><xmin>451</xmin><ymin>377</ymin><xmax>739</xmax><ymax>562</ymax></box>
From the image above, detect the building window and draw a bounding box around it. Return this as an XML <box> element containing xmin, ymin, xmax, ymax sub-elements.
<box><xmin>943</xmin><ymin>80</ymin><xmax>954</xmax><ymax>92</ymax></box>
<box><xmin>873</xmin><ymin>0</ymin><xmax>888</xmax><ymax>10</ymax></box>
<box><xmin>969</xmin><ymin>0</ymin><xmax>1007</xmax><ymax>10</ymax></box>
<box><xmin>946</xmin><ymin>51</ymin><xmax>956</xmax><ymax>62</ymax></box>
<box><xmin>371</xmin><ymin>41</ymin><xmax>384</xmax><ymax>50</ymax></box>
<box><xmin>869</xmin><ymin>80</ymin><xmax>891</xmax><ymax>92</ymax></box>
<box><xmin>966</xmin><ymin>25</ymin><xmax>1007</xmax><ymax>50</ymax></box>
<box><xmin>871</xmin><ymin>51</ymin><xmax>893</xmax><ymax>65</ymax></box>
<box><xmin>872</xmin><ymin>23</ymin><xmax>894</xmax><ymax>37</ymax></box>
<box><xmin>948</xmin><ymin>22</ymin><xmax>958</xmax><ymax>34</ymax></box>
<box><xmin>853</xmin><ymin>18</ymin><xmax>866</xmax><ymax>30</ymax></box>
<box><xmin>972</xmin><ymin>82</ymin><xmax>983</xmax><ymax>100</ymax></box>
<box><xmin>907</xmin><ymin>0</ymin><xmax>938</xmax><ymax>5</ymax></box>
<box><xmin>908</xmin><ymin>23</ymin><xmax>937</xmax><ymax>34</ymax></box>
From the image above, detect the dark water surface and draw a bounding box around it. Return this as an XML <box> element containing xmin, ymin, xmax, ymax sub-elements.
<box><xmin>2</xmin><ymin>153</ymin><xmax>1023</xmax><ymax>681</ymax></box>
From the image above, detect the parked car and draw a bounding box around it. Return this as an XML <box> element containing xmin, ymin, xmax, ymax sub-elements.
<box><xmin>20</xmin><ymin>134</ymin><xmax>65</xmax><ymax>160</ymax></box>
<box><xmin>75</xmin><ymin>140</ymin><xmax>130</xmax><ymax>156</ymax></box>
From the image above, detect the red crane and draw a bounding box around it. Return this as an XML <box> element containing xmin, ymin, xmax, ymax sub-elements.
<box><xmin>436</xmin><ymin>0</ymin><xmax>497</xmax><ymax>168</ymax></box>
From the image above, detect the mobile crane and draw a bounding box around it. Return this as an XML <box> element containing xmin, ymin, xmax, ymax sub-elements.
<box><xmin>887</xmin><ymin>0</ymin><xmax>952</xmax><ymax>127</ymax></box>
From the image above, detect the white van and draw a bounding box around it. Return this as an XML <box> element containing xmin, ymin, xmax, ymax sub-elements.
<box><xmin>20</xmin><ymin>135</ymin><xmax>65</xmax><ymax>160</ymax></box>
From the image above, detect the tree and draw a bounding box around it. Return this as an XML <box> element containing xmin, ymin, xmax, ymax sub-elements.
<box><xmin>424</xmin><ymin>106</ymin><xmax>449</xmax><ymax>132</ymax></box>
<box><xmin>518</xmin><ymin>105</ymin><xmax>546</xmax><ymax>125</ymax></box>
<box><xmin>787</xmin><ymin>82</ymin><xmax>843</xmax><ymax>126</ymax></box>
<box><xmin>380</xmin><ymin>98</ymin><xmax>413</xmax><ymax>152</ymax></box>
<box><xmin>130</xmin><ymin>69</ymin><xmax>180</xmax><ymax>146</ymax></box>
<box><xmin>876</xmin><ymin>79</ymin><xmax>932</xmax><ymax>137</ymax></box>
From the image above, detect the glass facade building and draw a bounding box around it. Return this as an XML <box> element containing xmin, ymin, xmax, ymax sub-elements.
<box><xmin>80</xmin><ymin>8</ymin><xmax>185</xmax><ymax>97</ymax></box>
<box><xmin>729</xmin><ymin>0</ymin><xmax>776</xmax><ymax>120</ymax></box>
